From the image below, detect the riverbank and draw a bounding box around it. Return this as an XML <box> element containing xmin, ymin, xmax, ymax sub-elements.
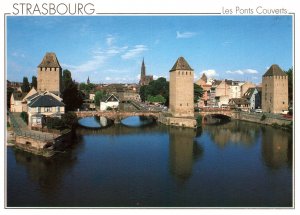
<box><xmin>233</xmin><ymin>111</ymin><xmax>293</xmax><ymax>131</ymax></box>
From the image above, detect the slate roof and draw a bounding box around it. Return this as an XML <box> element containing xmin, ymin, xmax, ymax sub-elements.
<box><xmin>170</xmin><ymin>57</ymin><xmax>193</xmax><ymax>72</ymax></box>
<box><xmin>201</xmin><ymin>73</ymin><xmax>207</xmax><ymax>82</ymax></box>
<box><xmin>243</xmin><ymin>87</ymin><xmax>256</xmax><ymax>99</ymax></box>
<box><xmin>229</xmin><ymin>98</ymin><xmax>249</xmax><ymax>105</ymax></box>
<box><xmin>28</xmin><ymin>95</ymin><xmax>65</xmax><ymax>107</ymax></box>
<box><xmin>101</xmin><ymin>94</ymin><xmax>119</xmax><ymax>102</ymax></box>
<box><xmin>38</xmin><ymin>52</ymin><xmax>61</xmax><ymax>68</ymax></box>
<box><xmin>263</xmin><ymin>64</ymin><xmax>287</xmax><ymax>77</ymax></box>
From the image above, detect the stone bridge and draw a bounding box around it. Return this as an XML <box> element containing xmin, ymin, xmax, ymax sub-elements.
<box><xmin>198</xmin><ymin>108</ymin><xmax>238</xmax><ymax>124</ymax></box>
<box><xmin>74</xmin><ymin>111</ymin><xmax>160</xmax><ymax>123</ymax></box>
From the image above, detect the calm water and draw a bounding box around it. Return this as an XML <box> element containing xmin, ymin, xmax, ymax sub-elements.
<box><xmin>7</xmin><ymin>118</ymin><xmax>293</xmax><ymax>207</ymax></box>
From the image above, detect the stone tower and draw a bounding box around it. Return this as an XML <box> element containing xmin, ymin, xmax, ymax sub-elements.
<box><xmin>262</xmin><ymin>64</ymin><xmax>288</xmax><ymax>113</ymax></box>
<box><xmin>169</xmin><ymin>56</ymin><xmax>194</xmax><ymax>117</ymax></box>
<box><xmin>37</xmin><ymin>52</ymin><xmax>62</xmax><ymax>96</ymax></box>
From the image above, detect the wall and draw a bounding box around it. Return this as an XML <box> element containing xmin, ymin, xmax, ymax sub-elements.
<box><xmin>37</xmin><ymin>67</ymin><xmax>62</xmax><ymax>93</ymax></box>
<box><xmin>262</xmin><ymin>76</ymin><xmax>288</xmax><ymax>113</ymax></box>
<box><xmin>234</xmin><ymin>112</ymin><xmax>292</xmax><ymax>126</ymax></box>
<box><xmin>169</xmin><ymin>70</ymin><xmax>194</xmax><ymax>117</ymax></box>
<box><xmin>158</xmin><ymin>113</ymin><xmax>196</xmax><ymax>128</ymax></box>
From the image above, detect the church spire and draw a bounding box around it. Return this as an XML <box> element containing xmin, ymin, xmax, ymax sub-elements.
<box><xmin>87</xmin><ymin>76</ymin><xmax>90</xmax><ymax>84</ymax></box>
<box><xmin>141</xmin><ymin>58</ymin><xmax>146</xmax><ymax>77</ymax></box>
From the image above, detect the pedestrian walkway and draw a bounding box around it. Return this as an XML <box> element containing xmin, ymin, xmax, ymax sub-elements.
<box><xmin>9</xmin><ymin>112</ymin><xmax>59</xmax><ymax>141</ymax></box>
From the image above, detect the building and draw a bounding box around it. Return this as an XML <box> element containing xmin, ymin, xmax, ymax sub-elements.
<box><xmin>37</xmin><ymin>52</ymin><xmax>62</xmax><ymax>96</ymax></box>
<box><xmin>262</xmin><ymin>64</ymin><xmax>288</xmax><ymax>113</ymax></box>
<box><xmin>27</xmin><ymin>92</ymin><xmax>65</xmax><ymax>128</ymax></box>
<box><xmin>100</xmin><ymin>94</ymin><xmax>119</xmax><ymax>111</ymax></box>
<box><xmin>139</xmin><ymin>58</ymin><xmax>153</xmax><ymax>86</ymax></box>
<box><xmin>87</xmin><ymin>76</ymin><xmax>90</xmax><ymax>84</ymax></box>
<box><xmin>10</xmin><ymin>88</ymin><xmax>37</xmax><ymax>112</ymax></box>
<box><xmin>243</xmin><ymin>87</ymin><xmax>261</xmax><ymax>110</ymax></box>
<box><xmin>228</xmin><ymin>98</ymin><xmax>250</xmax><ymax>111</ymax></box>
<box><xmin>241</xmin><ymin>82</ymin><xmax>256</xmax><ymax>97</ymax></box>
<box><xmin>169</xmin><ymin>56</ymin><xmax>194</xmax><ymax>117</ymax></box>
<box><xmin>195</xmin><ymin>73</ymin><xmax>212</xmax><ymax>107</ymax></box>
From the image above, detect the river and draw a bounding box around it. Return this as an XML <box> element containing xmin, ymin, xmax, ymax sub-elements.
<box><xmin>7</xmin><ymin>118</ymin><xmax>293</xmax><ymax>207</ymax></box>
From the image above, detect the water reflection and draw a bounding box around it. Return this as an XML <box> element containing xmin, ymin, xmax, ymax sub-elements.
<box><xmin>261</xmin><ymin>127</ymin><xmax>292</xmax><ymax>169</ymax></box>
<box><xmin>169</xmin><ymin>127</ymin><xmax>203</xmax><ymax>182</ymax></box>
<box><xmin>121</xmin><ymin>116</ymin><xmax>154</xmax><ymax>127</ymax></box>
<box><xmin>206</xmin><ymin>120</ymin><xmax>261</xmax><ymax>148</ymax></box>
<box><xmin>12</xmin><ymin>148</ymin><xmax>77</xmax><ymax>194</ymax></box>
<box><xmin>78</xmin><ymin>116</ymin><xmax>101</xmax><ymax>128</ymax></box>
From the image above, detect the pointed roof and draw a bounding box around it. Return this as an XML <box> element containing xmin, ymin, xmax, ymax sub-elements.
<box><xmin>201</xmin><ymin>73</ymin><xmax>207</xmax><ymax>82</ymax></box>
<box><xmin>28</xmin><ymin>94</ymin><xmax>65</xmax><ymax>107</ymax></box>
<box><xmin>38</xmin><ymin>52</ymin><xmax>61</xmax><ymax>68</ymax></box>
<box><xmin>263</xmin><ymin>64</ymin><xmax>287</xmax><ymax>77</ymax></box>
<box><xmin>170</xmin><ymin>56</ymin><xmax>193</xmax><ymax>72</ymax></box>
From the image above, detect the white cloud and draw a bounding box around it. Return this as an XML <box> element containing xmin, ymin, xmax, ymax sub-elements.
<box><xmin>106</xmin><ymin>35</ymin><xmax>115</xmax><ymax>46</ymax></box>
<box><xmin>226</xmin><ymin>69</ymin><xmax>258</xmax><ymax>75</ymax></box>
<box><xmin>176</xmin><ymin>31</ymin><xmax>197</xmax><ymax>39</ymax></box>
<box><xmin>201</xmin><ymin>69</ymin><xmax>219</xmax><ymax>78</ymax></box>
<box><xmin>121</xmin><ymin>45</ymin><xmax>148</xmax><ymax>60</ymax></box>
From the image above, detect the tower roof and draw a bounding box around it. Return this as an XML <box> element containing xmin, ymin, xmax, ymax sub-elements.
<box><xmin>38</xmin><ymin>52</ymin><xmax>61</xmax><ymax>68</ymax></box>
<box><xmin>263</xmin><ymin>64</ymin><xmax>287</xmax><ymax>77</ymax></box>
<box><xmin>170</xmin><ymin>56</ymin><xmax>193</xmax><ymax>72</ymax></box>
<box><xmin>201</xmin><ymin>73</ymin><xmax>207</xmax><ymax>82</ymax></box>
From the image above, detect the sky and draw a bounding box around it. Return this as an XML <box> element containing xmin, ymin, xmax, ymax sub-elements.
<box><xmin>7</xmin><ymin>15</ymin><xmax>293</xmax><ymax>84</ymax></box>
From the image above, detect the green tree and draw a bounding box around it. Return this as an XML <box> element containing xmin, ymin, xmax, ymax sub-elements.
<box><xmin>62</xmin><ymin>70</ymin><xmax>83</xmax><ymax>111</ymax></box>
<box><xmin>31</xmin><ymin>76</ymin><xmax>37</xmax><ymax>89</ymax></box>
<box><xmin>79</xmin><ymin>82</ymin><xmax>96</xmax><ymax>93</ymax></box>
<box><xmin>194</xmin><ymin>84</ymin><xmax>204</xmax><ymax>103</ymax></box>
<box><xmin>21</xmin><ymin>77</ymin><xmax>30</xmax><ymax>92</ymax></box>
<box><xmin>147</xmin><ymin>95</ymin><xmax>166</xmax><ymax>103</ymax></box>
<box><xmin>62</xmin><ymin>69</ymin><xmax>73</xmax><ymax>90</ymax></box>
<box><xmin>61</xmin><ymin>112</ymin><xmax>78</xmax><ymax>129</ymax></box>
<box><xmin>94</xmin><ymin>90</ymin><xmax>105</xmax><ymax>106</ymax></box>
<box><xmin>139</xmin><ymin>85</ymin><xmax>146</xmax><ymax>102</ymax></box>
<box><xmin>139</xmin><ymin>77</ymin><xmax>169</xmax><ymax>106</ymax></box>
<box><xmin>285</xmin><ymin>68</ymin><xmax>293</xmax><ymax>105</ymax></box>
<box><xmin>20</xmin><ymin>111</ymin><xmax>28</xmax><ymax>124</ymax></box>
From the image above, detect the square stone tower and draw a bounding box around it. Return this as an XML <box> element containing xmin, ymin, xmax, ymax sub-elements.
<box><xmin>262</xmin><ymin>64</ymin><xmax>288</xmax><ymax>113</ymax></box>
<box><xmin>37</xmin><ymin>52</ymin><xmax>62</xmax><ymax>96</ymax></box>
<box><xmin>169</xmin><ymin>57</ymin><xmax>194</xmax><ymax>117</ymax></box>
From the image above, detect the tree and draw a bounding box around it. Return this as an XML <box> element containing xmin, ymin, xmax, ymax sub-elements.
<box><xmin>31</xmin><ymin>76</ymin><xmax>37</xmax><ymax>89</ymax></box>
<box><xmin>62</xmin><ymin>69</ymin><xmax>73</xmax><ymax>90</ymax></box>
<box><xmin>147</xmin><ymin>95</ymin><xmax>166</xmax><ymax>104</ymax></box>
<box><xmin>139</xmin><ymin>85</ymin><xmax>146</xmax><ymax>102</ymax></box>
<box><xmin>139</xmin><ymin>77</ymin><xmax>169</xmax><ymax>106</ymax></box>
<box><xmin>94</xmin><ymin>90</ymin><xmax>105</xmax><ymax>106</ymax></box>
<box><xmin>194</xmin><ymin>84</ymin><xmax>204</xmax><ymax>103</ymax></box>
<box><xmin>21</xmin><ymin>77</ymin><xmax>30</xmax><ymax>92</ymax></box>
<box><xmin>62</xmin><ymin>70</ymin><xmax>83</xmax><ymax>111</ymax></box>
<box><xmin>285</xmin><ymin>68</ymin><xmax>293</xmax><ymax>105</ymax></box>
<box><xmin>79</xmin><ymin>82</ymin><xmax>96</xmax><ymax>93</ymax></box>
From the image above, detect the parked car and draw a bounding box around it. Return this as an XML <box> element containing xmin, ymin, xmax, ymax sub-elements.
<box><xmin>255</xmin><ymin>109</ymin><xmax>262</xmax><ymax>113</ymax></box>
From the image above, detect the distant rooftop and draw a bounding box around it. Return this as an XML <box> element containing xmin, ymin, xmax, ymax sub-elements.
<box><xmin>170</xmin><ymin>56</ymin><xmax>193</xmax><ymax>72</ymax></box>
<box><xmin>263</xmin><ymin>64</ymin><xmax>287</xmax><ymax>77</ymax></box>
<box><xmin>38</xmin><ymin>52</ymin><xmax>61</xmax><ymax>68</ymax></box>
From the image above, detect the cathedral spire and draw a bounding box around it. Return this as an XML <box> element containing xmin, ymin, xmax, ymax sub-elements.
<box><xmin>141</xmin><ymin>58</ymin><xmax>146</xmax><ymax>77</ymax></box>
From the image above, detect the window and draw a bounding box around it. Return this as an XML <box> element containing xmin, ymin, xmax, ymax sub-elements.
<box><xmin>45</xmin><ymin>107</ymin><xmax>52</xmax><ymax>112</ymax></box>
<box><xmin>56</xmin><ymin>107</ymin><xmax>60</xmax><ymax>112</ymax></box>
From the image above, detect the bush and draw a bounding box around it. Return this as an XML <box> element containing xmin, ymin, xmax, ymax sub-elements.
<box><xmin>46</xmin><ymin>117</ymin><xmax>65</xmax><ymax>130</ymax></box>
<box><xmin>20</xmin><ymin>112</ymin><xmax>28</xmax><ymax>124</ymax></box>
<box><xmin>61</xmin><ymin>112</ymin><xmax>78</xmax><ymax>129</ymax></box>
<box><xmin>260</xmin><ymin>114</ymin><xmax>266</xmax><ymax>121</ymax></box>
<box><xmin>196</xmin><ymin>115</ymin><xmax>202</xmax><ymax>127</ymax></box>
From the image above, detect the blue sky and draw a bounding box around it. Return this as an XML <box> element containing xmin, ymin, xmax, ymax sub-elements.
<box><xmin>7</xmin><ymin>16</ymin><xmax>292</xmax><ymax>84</ymax></box>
